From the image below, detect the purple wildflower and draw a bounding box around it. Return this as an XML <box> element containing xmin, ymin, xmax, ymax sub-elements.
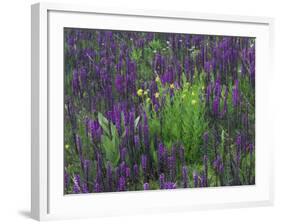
<box><xmin>159</xmin><ymin>173</ymin><xmax>165</xmax><ymax>189</ymax></box>
<box><xmin>141</xmin><ymin>154</ymin><xmax>147</xmax><ymax>172</ymax></box>
<box><xmin>143</xmin><ymin>183</ymin><xmax>150</xmax><ymax>190</ymax></box>
<box><xmin>73</xmin><ymin>174</ymin><xmax>81</xmax><ymax>193</ymax></box>
<box><xmin>118</xmin><ymin>176</ymin><xmax>126</xmax><ymax>191</ymax></box>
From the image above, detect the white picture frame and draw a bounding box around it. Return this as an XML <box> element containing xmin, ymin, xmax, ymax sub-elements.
<box><xmin>31</xmin><ymin>2</ymin><xmax>274</xmax><ymax>221</ymax></box>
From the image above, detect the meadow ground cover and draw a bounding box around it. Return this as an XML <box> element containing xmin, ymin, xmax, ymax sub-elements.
<box><xmin>64</xmin><ymin>28</ymin><xmax>255</xmax><ymax>194</ymax></box>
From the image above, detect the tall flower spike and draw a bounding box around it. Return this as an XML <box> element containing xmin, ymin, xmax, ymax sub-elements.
<box><xmin>193</xmin><ymin>171</ymin><xmax>199</xmax><ymax>188</ymax></box>
<box><xmin>159</xmin><ymin>173</ymin><xmax>165</xmax><ymax>189</ymax></box>
<box><xmin>118</xmin><ymin>176</ymin><xmax>126</xmax><ymax>191</ymax></box>
<box><xmin>141</xmin><ymin>154</ymin><xmax>147</xmax><ymax>172</ymax></box>
<box><xmin>73</xmin><ymin>174</ymin><xmax>81</xmax><ymax>193</ymax></box>
<box><xmin>213</xmin><ymin>95</ymin><xmax>220</xmax><ymax>116</ymax></box>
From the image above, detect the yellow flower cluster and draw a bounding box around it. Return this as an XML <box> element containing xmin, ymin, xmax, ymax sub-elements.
<box><xmin>137</xmin><ymin>89</ymin><xmax>144</xmax><ymax>96</ymax></box>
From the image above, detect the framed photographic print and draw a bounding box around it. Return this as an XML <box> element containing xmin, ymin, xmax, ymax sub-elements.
<box><xmin>31</xmin><ymin>2</ymin><xmax>274</xmax><ymax>221</ymax></box>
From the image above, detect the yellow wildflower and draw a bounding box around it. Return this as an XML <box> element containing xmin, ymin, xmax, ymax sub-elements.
<box><xmin>144</xmin><ymin>90</ymin><xmax>148</xmax><ymax>96</ymax></box>
<box><xmin>154</xmin><ymin>92</ymin><xmax>160</xmax><ymax>98</ymax></box>
<box><xmin>137</xmin><ymin>89</ymin><xmax>143</xmax><ymax>96</ymax></box>
<box><xmin>170</xmin><ymin>83</ymin><xmax>175</xmax><ymax>89</ymax></box>
<box><xmin>191</xmin><ymin>99</ymin><xmax>197</xmax><ymax>105</ymax></box>
<box><xmin>155</xmin><ymin>76</ymin><xmax>160</xmax><ymax>83</ymax></box>
<box><xmin>65</xmin><ymin>144</ymin><xmax>70</xmax><ymax>149</ymax></box>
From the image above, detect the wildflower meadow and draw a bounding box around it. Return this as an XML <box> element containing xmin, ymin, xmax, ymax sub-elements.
<box><xmin>64</xmin><ymin>28</ymin><xmax>255</xmax><ymax>194</ymax></box>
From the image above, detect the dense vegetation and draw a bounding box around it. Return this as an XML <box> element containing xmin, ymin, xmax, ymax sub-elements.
<box><xmin>64</xmin><ymin>28</ymin><xmax>255</xmax><ymax>194</ymax></box>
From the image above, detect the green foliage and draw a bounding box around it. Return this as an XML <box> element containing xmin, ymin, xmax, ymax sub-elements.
<box><xmin>144</xmin><ymin>72</ymin><xmax>208</xmax><ymax>162</ymax></box>
<box><xmin>98</xmin><ymin>112</ymin><xmax>120</xmax><ymax>166</ymax></box>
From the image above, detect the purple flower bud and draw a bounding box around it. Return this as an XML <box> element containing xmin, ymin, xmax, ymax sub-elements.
<box><xmin>120</xmin><ymin>147</ymin><xmax>127</xmax><ymax>161</ymax></box>
<box><xmin>115</xmin><ymin>74</ymin><xmax>124</xmax><ymax>94</ymax></box>
<box><xmin>134</xmin><ymin>135</ymin><xmax>140</xmax><ymax>150</ymax></box>
<box><xmin>158</xmin><ymin>142</ymin><xmax>166</xmax><ymax>163</ymax></box>
<box><xmin>90</xmin><ymin>120</ymin><xmax>102</xmax><ymax>143</ymax></box>
<box><xmin>213</xmin><ymin>155</ymin><xmax>224</xmax><ymax>174</ymax></box>
<box><xmin>73</xmin><ymin>174</ymin><xmax>81</xmax><ymax>193</ymax></box>
<box><xmin>120</xmin><ymin>161</ymin><xmax>126</xmax><ymax>177</ymax></box>
<box><xmin>81</xmin><ymin>181</ymin><xmax>89</xmax><ymax>193</ymax></box>
<box><xmin>159</xmin><ymin>173</ymin><xmax>165</xmax><ymax>189</ymax></box>
<box><xmin>94</xmin><ymin>181</ymin><xmax>101</xmax><ymax>193</ymax></box>
<box><xmin>193</xmin><ymin>171</ymin><xmax>198</xmax><ymax>187</ymax></box>
<box><xmin>213</xmin><ymin>95</ymin><xmax>220</xmax><ymax>116</ymax></box>
<box><xmin>164</xmin><ymin>182</ymin><xmax>177</xmax><ymax>189</ymax></box>
<box><xmin>143</xmin><ymin>183</ymin><xmax>150</xmax><ymax>190</ymax></box>
<box><xmin>206</xmin><ymin>84</ymin><xmax>212</xmax><ymax>104</ymax></box>
<box><xmin>125</xmin><ymin>167</ymin><xmax>131</xmax><ymax>179</ymax></box>
<box><xmin>141</xmin><ymin>154</ymin><xmax>147</xmax><ymax>172</ymax></box>
<box><xmin>118</xmin><ymin>176</ymin><xmax>126</xmax><ymax>191</ymax></box>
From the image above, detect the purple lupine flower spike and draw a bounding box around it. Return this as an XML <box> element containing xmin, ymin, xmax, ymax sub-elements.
<box><xmin>213</xmin><ymin>155</ymin><xmax>224</xmax><ymax>174</ymax></box>
<box><xmin>164</xmin><ymin>182</ymin><xmax>177</xmax><ymax>189</ymax></box>
<box><xmin>159</xmin><ymin>173</ymin><xmax>165</xmax><ymax>189</ymax></box>
<box><xmin>118</xmin><ymin>176</ymin><xmax>126</xmax><ymax>191</ymax></box>
<box><xmin>134</xmin><ymin>135</ymin><xmax>140</xmax><ymax>150</ymax></box>
<box><xmin>73</xmin><ymin>174</ymin><xmax>81</xmax><ymax>193</ymax></box>
<box><xmin>81</xmin><ymin>181</ymin><xmax>89</xmax><ymax>193</ymax></box>
<box><xmin>94</xmin><ymin>181</ymin><xmax>101</xmax><ymax>193</ymax></box>
<box><xmin>213</xmin><ymin>95</ymin><xmax>220</xmax><ymax>116</ymax></box>
<box><xmin>125</xmin><ymin>167</ymin><xmax>131</xmax><ymax>179</ymax></box>
<box><xmin>141</xmin><ymin>154</ymin><xmax>147</xmax><ymax>172</ymax></box>
<box><xmin>193</xmin><ymin>171</ymin><xmax>198</xmax><ymax>188</ymax></box>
